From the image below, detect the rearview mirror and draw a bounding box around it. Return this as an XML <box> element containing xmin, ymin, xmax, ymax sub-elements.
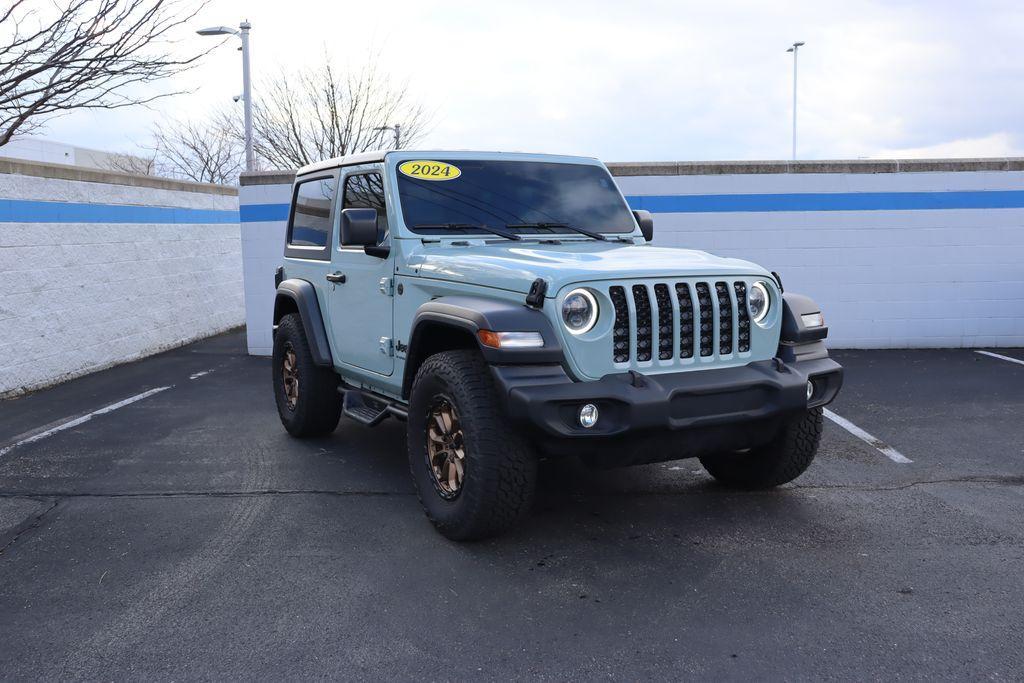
<box><xmin>340</xmin><ymin>208</ymin><xmax>378</xmax><ymax>247</ymax></box>
<box><xmin>632</xmin><ymin>210</ymin><xmax>654</xmax><ymax>242</ymax></box>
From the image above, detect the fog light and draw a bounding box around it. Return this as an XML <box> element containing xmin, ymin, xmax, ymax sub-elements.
<box><xmin>578</xmin><ymin>403</ymin><xmax>599</xmax><ymax>428</ymax></box>
<box><xmin>806</xmin><ymin>380</ymin><xmax>815</xmax><ymax>401</ymax></box>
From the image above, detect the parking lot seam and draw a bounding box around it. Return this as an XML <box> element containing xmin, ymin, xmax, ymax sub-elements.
<box><xmin>0</xmin><ymin>498</ymin><xmax>58</xmax><ymax>556</ymax></box>
<box><xmin>0</xmin><ymin>489</ymin><xmax>415</xmax><ymax>499</ymax></box>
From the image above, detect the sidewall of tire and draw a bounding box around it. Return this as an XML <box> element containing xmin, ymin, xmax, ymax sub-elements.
<box><xmin>407</xmin><ymin>350</ymin><xmax>537</xmax><ymax>540</ymax></box>
<box><xmin>272</xmin><ymin>314</ymin><xmax>341</xmax><ymax>436</ymax></box>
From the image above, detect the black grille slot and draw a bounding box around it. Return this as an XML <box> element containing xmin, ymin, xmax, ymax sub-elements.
<box><xmin>654</xmin><ymin>284</ymin><xmax>674</xmax><ymax>360</ymax></box>
<box><xmin>695</xmin><ymin>283</ymin><xmax>713</xmax><ymax>357</ymax></box>
<box><xmin>734</xmin><ymin>282</ymin><xmax>751</xmax><ymax>352</ymax></box>
<box><xmin>715</xmin><ymin>282</ymin><xmax>733</xmax><ymax>355</ymax></box>
<box><xmin>610</xmin><ymin>286</ymin><xmax>630</xmax><ymax>363</ymax></box>
<box><xmin>675</xmin><ymin>283</ymin><xmax>694</xmax><ymax>358</ymax></box>
<box><xmin>632</xmin><ymin>285</ymin><xmax>653</xmax><ymax>362</ymax></box>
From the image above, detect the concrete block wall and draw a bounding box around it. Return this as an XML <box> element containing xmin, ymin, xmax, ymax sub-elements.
<box><xmin>0</xmin><ymin>159</ymin><xmax>243</xmax><ymax>397</ymax></box>
<box><xmin>240</xmin><ymin>157</ymin><xmax>1024</xmax><ymax>354</ymax></box>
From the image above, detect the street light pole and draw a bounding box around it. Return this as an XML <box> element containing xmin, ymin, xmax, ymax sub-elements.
<box><xmin>239</xmin><ymin>21</ymin><xmax>254</xmax><ymax>171</ymax></box>
<box><xmin>197</xmin><ymin>20</ymin><xmax>255</xmax><ymax>171</ymax></box>
<box><xmin>374</xmin><ymin>124</ymin><xmax>401</xmax><ymax>150</ymax></box>
<box><xmin>786</xmin><ymin>41</ymin><xmax>805</xmax><ymax>161</ymax></box>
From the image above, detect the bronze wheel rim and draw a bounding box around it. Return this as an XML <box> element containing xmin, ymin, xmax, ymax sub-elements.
<box><xmin>282</xmin><ymin>343</ymin><xmax>299</xmax><ymax>411</ymax></box>
<box><xmin>426</xmin><ymin>398</ymin><xmax>466</xmax><ymax>499</ymax></box>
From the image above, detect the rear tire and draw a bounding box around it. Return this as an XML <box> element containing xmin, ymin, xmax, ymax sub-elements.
<box><xmin>272</xmin><ymin>313</ymin><xmax>341</xmax><ymax>436</ymax></box>
<box><xmin>407</xmin><ymin>350</ymin><xmax>538</xmax><ymax>541</ymax></box>
<box><xmin>699</xmin><ymin>408</ymin><xmax>823</xmax><ymax>489</ymax></box>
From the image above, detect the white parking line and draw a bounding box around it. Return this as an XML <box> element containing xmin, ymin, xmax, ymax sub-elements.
<box><xmin>823</xmin><ymin>408</ymin><xmax>913</xmax><ymax>464</ymax></box>
<box><xmin>974</xmin><ymin>350</ymin><xmax>1024</xmax><ymax>367</ymax></box>
<box><xmin>0</xmin><ymin>386</ymin><xmax>171</xmax><ymax>459</ymax></box>
<box><xmin>189</xmin><ymin>369</ymin><xmax>214</xmax><ymax>380</ymax></box>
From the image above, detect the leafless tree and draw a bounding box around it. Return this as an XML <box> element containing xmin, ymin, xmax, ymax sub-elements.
<box><xmin>223</xmin><ymin>55</ymin><xmax>431</xmax><ymax>169</ymax></box>
<box><xmin>147</xmin><ymin>117</ymin><xmax>243</xmax><ymax>184</ymax></box>
<box><xmin>104</xmin><ymin>150</ymin><xmax>157</xmax><ymax>175</ymax></box>
<box><xmin>0</xmin><ymin>0</ymin><xmax>211</xmax><ymax>147</ymax></box>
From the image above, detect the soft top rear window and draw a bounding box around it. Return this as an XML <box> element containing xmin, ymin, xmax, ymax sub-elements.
<box><xmin>396</xmin><ymin>160</ymin><xmax>635</xmax><ymax>236</ymax></box>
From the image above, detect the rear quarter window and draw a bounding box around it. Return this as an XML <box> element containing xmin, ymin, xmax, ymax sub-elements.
<box><xmin>289</xmin><ymin>176</ymin><xmax>337</xmax><ymax>248</ymax></box>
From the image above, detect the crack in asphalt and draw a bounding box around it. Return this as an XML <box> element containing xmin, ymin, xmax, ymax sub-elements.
<box><xmin>0</xmin><ymin>498</ymin><xmax>58</xmax><ymax>556</ymax></box>
<box><xmin>0</xmin><ymin>476</ymin><xmax>1022</xmax><ymax>501</ymax></box>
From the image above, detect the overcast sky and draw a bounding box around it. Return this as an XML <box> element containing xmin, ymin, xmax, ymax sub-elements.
<box><xmin>38</xmin><ymin>0</ymin><xmax>1024</xmax><ymax>162</ymax></box>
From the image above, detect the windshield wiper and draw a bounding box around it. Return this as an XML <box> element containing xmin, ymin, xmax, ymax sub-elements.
<box><xmin>413</xmin><ymin>223</ymin><xmax>521</xmax><ymax>241</ymax></box>
<box><xmin>505</xmin><ymin>222</ymin><xmax>609</xmax><ymax>241</ymax></box>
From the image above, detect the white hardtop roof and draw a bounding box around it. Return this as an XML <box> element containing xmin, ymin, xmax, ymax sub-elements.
<box><xmin>296</xmin><ymin>150</ymin><xmax>601</xmax><ymax>177</ymax></box>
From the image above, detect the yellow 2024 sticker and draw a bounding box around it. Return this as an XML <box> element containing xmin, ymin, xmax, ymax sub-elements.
<box><xmin>399</xmin><ymin>160</ymin><xmax>462</xmax><ymax>181</ymax></box>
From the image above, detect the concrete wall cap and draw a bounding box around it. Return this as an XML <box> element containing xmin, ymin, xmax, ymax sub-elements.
<box><xmin>240</xmin><ymin>170</ymin><xmax>297</xmax><ymax>186</ymax></box>
<box><xmin>0</xmin><ymin>157</ymin><xmax>238</xmax><ymax>195</ymax></box>
<box><xmin>607</xmin><ymin>157</ymin><xmax>1024</xmax><ymax>176</ymax></box>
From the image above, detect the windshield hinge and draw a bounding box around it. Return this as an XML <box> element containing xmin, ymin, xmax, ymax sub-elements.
<box><xmin>378</xmin><ymin>277</ymin><xmax>394</xmax><ymax>296</ymax></box>
<box><xmin>525</xmin><ymin>278</ymin><xmax>548</xmax><ymax>309</ymax></box>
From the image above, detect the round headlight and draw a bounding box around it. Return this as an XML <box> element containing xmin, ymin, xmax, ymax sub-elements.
<box><xmin>748</xmin><ymin>281</ymin><xmax>771</xmax><ymax>324</ymax></box>
<box><xmin>562</xmin><ymin>289</ymin><xmax>598</xmax><ymax>335</ymax></box>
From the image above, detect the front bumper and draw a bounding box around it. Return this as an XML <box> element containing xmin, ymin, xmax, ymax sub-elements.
<box><xmin>491</xmin><ymin>357</ymin><xmax>843</xmax><ymax>442</ymax></box>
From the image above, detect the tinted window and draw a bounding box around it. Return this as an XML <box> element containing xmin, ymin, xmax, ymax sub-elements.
<box><xmin>343</xmin><ymin>172</ymin><xmax>388</xmax><ymax>241</ymax></box>
<box><xmin>289</xmin><ymin>176</ymin><xmax>336</xmax><ymax>247</ymax></box>
<box><xmin>396</xmin><ymin>160</ymin><xmax>635</xmax><ymax>236</ymax></box>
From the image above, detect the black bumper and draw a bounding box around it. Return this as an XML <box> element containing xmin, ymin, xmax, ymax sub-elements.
<box><xmin>491</xmin><ymin>357</ymin><xmax>843</xmax><ymax>443</ymax></box>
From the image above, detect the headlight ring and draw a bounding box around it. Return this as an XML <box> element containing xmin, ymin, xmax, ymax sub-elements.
<box><xmin>561</xmin><ymin>288</ymin><xmax>598</xmax><ymax>335</ymax></box>
<box><xmin>748</xmin><ymin>281</ymin><xmax>771</xmax><ymax>325</ymax></box>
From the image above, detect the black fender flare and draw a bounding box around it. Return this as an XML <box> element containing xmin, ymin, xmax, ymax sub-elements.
<box><xmin>273</xmin><ymin>279</ymin><xmax>333</xmax><ymax>367</ymax></box>
<box><xmin>402</xmin><ymin>296</ymin><xmax>563</xmax><ymax>397</ymax></box>
<box><xmin>777</xmin><ymin>292</ymin><xmax>829</xmax><ymax>363</ymax></box>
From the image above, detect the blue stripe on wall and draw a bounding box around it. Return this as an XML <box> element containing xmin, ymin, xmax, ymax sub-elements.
<box><xmin>624</xmin><ymin>190</ymin><xmax>1024</xmax><ymax>213</ymax></box>
<box><xmin>0</xmin><ymin>199</ymin><xmax>239</xmax><ymax>224</ymax></box>
<box><xmin>240</xmin><ymin>203</ymin><xmax>291</xmax><ymax>222</ymax></box>
<box><xmin>233</xmin><ymin>190</ymin><xmax>1024</xmax><ymax>222</ymax></box>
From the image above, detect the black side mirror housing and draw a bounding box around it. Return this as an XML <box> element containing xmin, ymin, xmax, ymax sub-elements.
<box><xmin>341</xmin><ymin>208</ymin><xmax>378</xmax><ymax>246</ymax></box>
<box><xmin>633</xmin><ymin>209</ymin><xmax>654</xmax><ymax>242</ymax></box>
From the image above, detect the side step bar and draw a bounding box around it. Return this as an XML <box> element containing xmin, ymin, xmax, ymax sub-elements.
<box><xmin>339</xmin><ymin>387</ymin><xmax>408</xmax><ymax>426</ymax></box>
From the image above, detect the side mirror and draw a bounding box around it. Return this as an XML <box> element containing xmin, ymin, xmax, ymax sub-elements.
<box><xmin>340</xmin><ymin>208</ymin><xmax>378</xmax><ymax>247</ymax></box>
<box><xmin>633</xmin><ymin>209</ymin><xmax>654</xmax><ymax>242</ymax></box>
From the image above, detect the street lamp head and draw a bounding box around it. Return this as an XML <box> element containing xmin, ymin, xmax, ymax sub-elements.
<box><xmin>793</xmin><ymin>41</ymin><xmax>805</xmax><ymax>47</ymax></box>
<box><xmin>196</xmin><ymin>26</ymin><xmax>238</xmax><ymax>36</ymax></box>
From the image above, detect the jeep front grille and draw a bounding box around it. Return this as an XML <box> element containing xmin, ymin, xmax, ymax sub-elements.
<box><xmin>609</xmin><ymin>280</ymin><xmax>754</xmax><ymax>365</ymax></box>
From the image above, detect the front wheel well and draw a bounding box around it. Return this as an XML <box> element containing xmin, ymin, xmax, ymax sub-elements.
<box><xmin>273</xmin><ymin>294</ymin><xmax>299</xmax><ymax>326</ymax></box>
<box><xmin>402</xmin><ymin>321</ymin><xmax>479</xmax><ymax>399</ymax></box>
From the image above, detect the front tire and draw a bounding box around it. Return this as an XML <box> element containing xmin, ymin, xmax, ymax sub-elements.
<box><xmin>272</xmin><ymin>313</ymin><xmax>341</xmax><ymax>437</ymax></box>
<box><xmin>699</xmin><ymin>408</ymin><xmax>823</xmax><ymax>489</ymax></box>
<box><xmin>407</xmin><ymin>350</ymin><xmax>538</xmax><ymax>541</ymax></box>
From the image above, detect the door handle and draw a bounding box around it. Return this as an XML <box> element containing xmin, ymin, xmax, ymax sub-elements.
<box><xmin>326</xmin><ymin>272</ymin><xmax>346</xmax><ymax>283</ymax></box>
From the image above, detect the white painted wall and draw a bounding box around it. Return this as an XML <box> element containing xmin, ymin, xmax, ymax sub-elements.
<box><xmin>0</xmin><ymin>168</ymin><xmax>243</xmax><ymax>397</ymax></box>
<box><xmin>239</xmin><ymin>181</ymin><xmax>293</xmax><ymax>356</ymax></box>
<box><xmin>616</xmin><ymin>170</ymin><xmax>1024</xmax><ymax>348</ymax></box>
<box><xmin>239</xmin><ymin>162</ymin><xmax>1024</xmax><ymax>354</ymax></box>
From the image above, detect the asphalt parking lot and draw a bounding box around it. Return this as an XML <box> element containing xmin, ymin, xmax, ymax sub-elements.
<box><xmin>1</xmin><ymin>330</ymin><xmax>1022</xmax><ymax>680</ymax></box>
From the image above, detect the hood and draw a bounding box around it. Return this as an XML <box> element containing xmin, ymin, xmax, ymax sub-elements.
<box><xmin>401</xmin><ymin>240</ymin><xmax>770</xmax><ymax>295</ymax></box>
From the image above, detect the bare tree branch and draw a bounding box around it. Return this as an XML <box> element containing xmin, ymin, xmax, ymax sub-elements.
<box><xmin>145</xmin><ymin>116</ymin><xmax>243</xmax><ymax>184</ymax></box>
<box><xmin>222</xmin><ymin>53</ymin><xmax>432</xmax><ymax>169</ymax></box>
<box><xmin>0</xmin><ymin>0</ymin><xmax>212</xmax><ymax>147</ymax></box>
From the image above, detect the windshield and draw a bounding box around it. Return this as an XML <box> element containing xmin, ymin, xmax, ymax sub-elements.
<box><xmin>395</xmin><ymin>159</ymin><xmax>636</xmax><ymax>236</ymax></box>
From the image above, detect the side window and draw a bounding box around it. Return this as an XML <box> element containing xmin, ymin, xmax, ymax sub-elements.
<box><xmin>343</xmin><ymin>172</ymin><xmax>389</xmax><ymax>243</ymax></box>
<box><xmin>289</xmin><ymin>176</ymin><xmax>337</xmax><ymax>248</ymax></box>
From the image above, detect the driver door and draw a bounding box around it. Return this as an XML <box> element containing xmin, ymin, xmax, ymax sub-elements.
<box><xmin>326</xmin><ymin>166</ymin><xmax>395</xmax><ymax>376</ymax></box>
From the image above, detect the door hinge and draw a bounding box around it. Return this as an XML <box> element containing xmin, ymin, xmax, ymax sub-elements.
<box><xmin>379</xmin><ymin>277</ymin><xmax>394</xmax><ymax>296</ymax></box>
<box><xmin>379</xmin><ymin>336</ymin><xmax>394</xmax><ymax>357</ymax></box>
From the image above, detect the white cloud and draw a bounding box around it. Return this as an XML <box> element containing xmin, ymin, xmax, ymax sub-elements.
<box><xmin>875</xmin><ymin>132</ymin><xmax>1024</xmax><ymax>159</ymax></box>
<box><xmin>32</xmin><ymin>0</ymin><xmax>1024</xmax><ymax>162</ymax></box>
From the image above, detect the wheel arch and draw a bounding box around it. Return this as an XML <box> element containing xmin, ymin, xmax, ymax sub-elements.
<box><xmin>401</xmin><ymin>296</ymin><xmax>563</xmax><ymax>399</ymax></box>
<box><xmin>274</xmin><ymin>279</ymin><xmax>333</xmax><ymax>367</ymax></box>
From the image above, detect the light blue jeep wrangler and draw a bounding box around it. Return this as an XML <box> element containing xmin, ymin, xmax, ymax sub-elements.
<box><xmin>272</xmin><ymin>151</ymin><xmax>843</xmax><ymax>540</ymax></box>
